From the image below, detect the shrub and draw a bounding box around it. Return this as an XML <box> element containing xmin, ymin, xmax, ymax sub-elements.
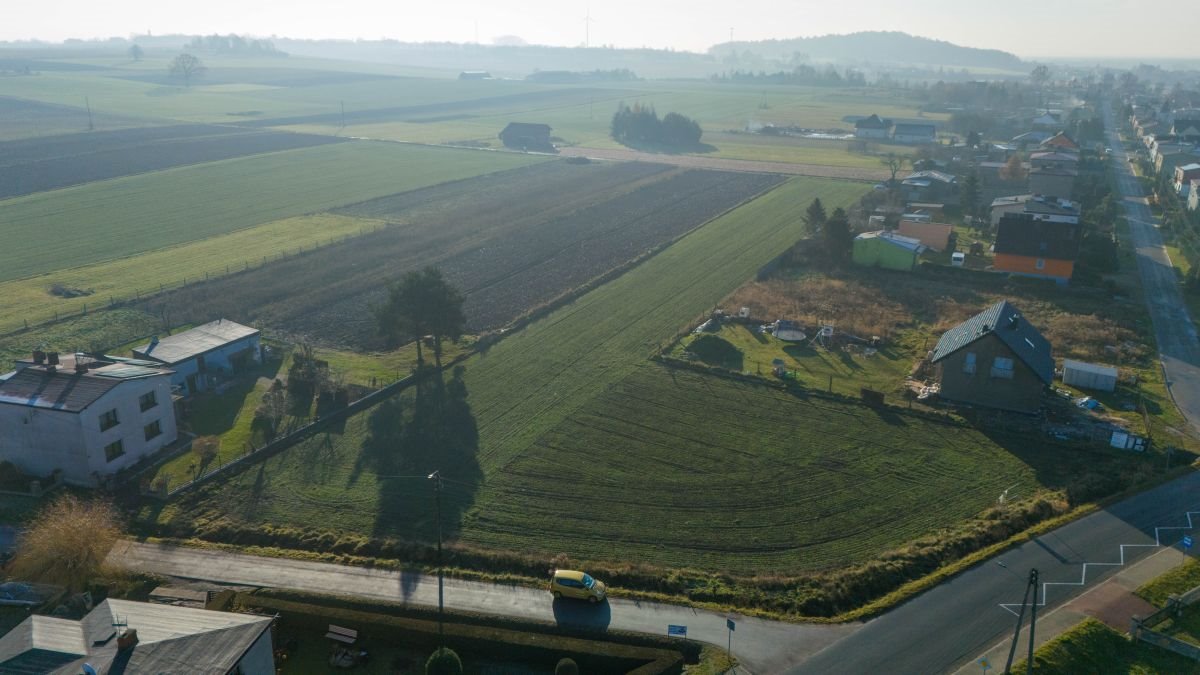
<box><xmin>425</xmin><ymin>647</ymin><xmax>463</xmax><ymax>675</ymax></box>
<box><xmin>555</xmin><ymin>657</ymin><xmax>580</xmax><ymax>675</ymax></box>
<box><xmin>684</xmin><ymin>334</ymin><xmax>742</xmax><ymax>369</ymax></box>
<box><xmin>7</xmin><ymin>494</ymin><xmax>121</xmax><ymax>591</ymax></box>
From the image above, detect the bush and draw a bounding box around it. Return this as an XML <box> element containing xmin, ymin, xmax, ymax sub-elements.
<box><xmin>426</xmin><ymin>647</ymin><xmax>463</xmax><ymax>675</ymax></box>
<box><xmin>684</xmin><ymin>334</ymin><xmax>742</xmax><ymax>369</ymax></box>
<box><xmin>555</xmin><ymin>657</ymin><xmax>580</xmax><ymax>675</ymax></box>
<box><xmin>7</xmin><ymin>494</ymin><xmax>121</xmax><ymax>591</ymax></box>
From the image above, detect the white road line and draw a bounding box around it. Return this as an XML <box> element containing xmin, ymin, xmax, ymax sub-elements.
<box><xmin>998</xmin><ymin>511</ymin><xmax>1200</xmax><ymax>616</ymax></box>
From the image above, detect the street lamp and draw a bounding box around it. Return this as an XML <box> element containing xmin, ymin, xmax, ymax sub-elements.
<box><xmin>428</xmin><ymin>470</ymin><xmax>444</xmax><ymax>644</ymax></box>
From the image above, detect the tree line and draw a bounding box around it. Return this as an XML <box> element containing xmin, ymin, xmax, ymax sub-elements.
<box><xmin>610</xmin><ymin>103</ymin><xmax>702</xmax><ymax>148</ymax></box>
<box><xmin>711</xmin><ymin>65</ymin><xmax>867</xmax><ymax>87</ymax></box>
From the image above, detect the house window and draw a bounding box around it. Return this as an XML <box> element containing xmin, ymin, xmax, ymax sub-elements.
<box><xmin>139</xmin><ymin>390</ymin><xmax>157</xmax><ymax>412</ymax></box>
<box><xmin>963</xmin><ymin>352</ymin><xmax>977</xmax><ymax>374</ymax></box>
<box><xmin>144</xmin><ymin>420</ymin><xmax>162</xmax><ymax>441</ymax></box>
<box><xmin>991</xmin><ymin>357</ymin><xmax>1015</xmax><ymax>379</ymax></box>
<box><xmin>1036</xmin><ymin>258</ymin><xmax>1046</xmax><ymax>270</ymax></box>
<box><xmin>104</xmin><ymin>440</ymin><xmax>124</xmax><ymax>462</ymax></box>
<box><xmin>99</xmin><ymin>409</ymin><xmax>120</xmax><ymax>431</ymax></box>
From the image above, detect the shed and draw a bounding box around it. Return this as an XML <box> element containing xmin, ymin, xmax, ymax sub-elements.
<box><xmin>853</xmin><ymin>231</ymin><xmax>923</xmax><ymax>272</ymax></box>
<box><xmin>1062</xmin><ymin>359</ymin><xmax>1118</xmax><ymax>392</ymax></box>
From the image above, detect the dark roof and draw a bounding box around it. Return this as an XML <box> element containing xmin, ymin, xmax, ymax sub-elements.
<box><xmin>994</xmin><ymin>212</ymin><xmax>1081</xmax><ymax>260</ymax></box>
<box><xmin>893</xmin><ymin>123</ymin><xmax>936</xmax><ymax>135</ymax></box>
<box><xmin>855</xmin><ymin>114</ymin><xmax>890</xmax><ymax>129</ymax></box>
<box><xmin>0</xmin><ymin>368</ymin><xmax>123</xmax><ymax>413</ymax></box>
<box><xmin>500</xmin><ymin>122</ymin><xmax>551</xmax><ymax>134</ymax></box>
<box><xmin>930</xmin><ymin>301</ymin><xmax>1054</xmax><ymax>383</ymax></box>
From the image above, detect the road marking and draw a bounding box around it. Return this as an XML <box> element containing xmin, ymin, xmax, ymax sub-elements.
<box><xmin>997</xmin><ymin>511</ymin><xmax>1200</xmax><ymax>616</ymax></box>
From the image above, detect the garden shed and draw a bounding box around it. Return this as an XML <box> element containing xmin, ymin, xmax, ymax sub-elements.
<box><xmin>852</xmin><ymin>231</ymin><xmax>923</xmax><ymax>272</ymax></box>
<box><xmin>1062</xmin><ymin>359</ymin><xmax>1118</xmax><ymax>392</ymax></box>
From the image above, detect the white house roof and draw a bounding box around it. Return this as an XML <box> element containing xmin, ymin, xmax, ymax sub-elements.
<box><xmin>1179</xmin><ymin>163</ymin><xmax>1200</xmax><ymax>172</ymax></box>
<box><xmin>0</xmin><ymin>364</ymin><xmax>166</xmax><ymax>413</ymax></box>
<box><xmin>857</xmin><ymin>230</ymin><xmax>924</xmax><ymax>253</ymax></box>
<box><xmin>135</xmin><ymin>319</ymin><xmax>259</xmax><ymax>365</ymax></box>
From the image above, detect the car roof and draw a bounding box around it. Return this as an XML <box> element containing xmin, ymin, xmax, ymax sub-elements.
<box><xmin>553</xmin><ymin>569</ymin><xmax>586</xmax><ymax>580</ymax></box>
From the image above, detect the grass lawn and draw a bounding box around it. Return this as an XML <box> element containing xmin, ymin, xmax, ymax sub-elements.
<box><xmin>671</xmin><ymin>322</ymin><xmax>914</xmax><ymax>397</ymax></box>
<box><xmin>0</xmin><ymin>213</ymin><xmax>387</xmax><ymax>334</ymax></box>
<box><xmin>1138</xmin><ymin>556</ymin><xmax>1200</xmax><ymax>608</ymax></box>
<box><xmin>153</xmin><ymin>176</ymin><xmax>868</xmax><ymax>558</ymax></box>
<box><xmin>1016</xmin><ymin>617</ymin><xmax>1200</xmax><ymax>674</ymax></box>
<box><xmin>0</xmin><ymin>141</ymin><xmax>545</xmax><ymax>282</ymax></box>
<box><xmin>0</xmin><ymin>308</ymin><xmax>163</xmax><ymax>365</ymax></box>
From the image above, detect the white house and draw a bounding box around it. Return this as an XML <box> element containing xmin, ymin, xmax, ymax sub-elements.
<box><xmin>0</xmin><ymin>598</ymin><xmax>274</xmax><ymax>674</ymax></box>
<box><xmin>892</xmin><ymin>123</ymin><xmax>937</xmax><ymax>144</ymax></box>
<box><xmin>990</xmin><ymin>194</ymin><xmax>1081</xmax><ymax>226</ymax></box>
<box><xmin>134</xmin><ymin>318</ymin><xmax>261</xmax><ymax>396</ymax></box>
<box><xmin>0</xmin><ymin>354</ymin><xmax>177</xmax><ymax>486</ymax></box>
<box><xmin>1190</xmin><ymin>179</ymin><xmax>1200</xmax><ymax>211</ymax></box>
<box><xmin>854</xmin><ymin>114</ymin><xmax>892</xmax><ymax>139</ymax></box>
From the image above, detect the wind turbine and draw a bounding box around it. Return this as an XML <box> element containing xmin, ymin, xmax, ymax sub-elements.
<box><xmin>584</xmin><ymin>9</ymin><xmax>595</xmax><ymax>48</ymax></box>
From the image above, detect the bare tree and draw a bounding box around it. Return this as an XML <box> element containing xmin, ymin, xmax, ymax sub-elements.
<box><xmin>168</xmin><ymin>53</ymin><xmax>206</xmax><ymax>87</ymax></box>
<box><xmin>1030</xmin><ymin>64</ymin><xmax>1051</xmax><ymax>88</ymax></box>
<box><xmin>881</xmin><ymin>153</ymin><xmax>907</xmax><ymax>183</ymax></box>
<box><xmin>128</xmin><ymin>44</ymin><xmax>144</xmax><ymax>62</ymax></box>
<box><xmin>999</xmin><ymin>153</ymin><xmax>1028</xmax><ymax>182</ymax></box>
<box><xmin>6</xmin><ymin>495</ymin><xmax>120</xmax><ymax>591</ymax></box>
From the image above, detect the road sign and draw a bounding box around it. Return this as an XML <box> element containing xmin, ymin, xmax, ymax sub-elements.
<box><xmin>727</xmin><ymin>618</ymin><xmax>736</xmax><ymax>632</ymax></box>
<box><xmin>1184</xmin><ymin>536</ymin><xmax>1193</xmax><ymax>550</ymax></box>
<box><xmin>667</xmin><ymin>624</ymin><xmax>687</xmax><ymax>638</ymax></box>
<box><xmin>979</xmin><ymin>657</ymin><xmax>991</xmax><ymax>673</ymax></box>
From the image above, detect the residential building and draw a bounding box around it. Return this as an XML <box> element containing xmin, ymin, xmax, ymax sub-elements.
<box><xmin>993</xmin><ymin>212</ymin><xmax>1082</xmax><ymax>284</ymax></box>
<box><xmin>896</xmin><ymin>220</ymin><xmax>954</xmax><ymax>252</ymax></box>
<box><xmin>1031</xmin><ymin>111</ymin><xmax>1061</xmax><ymax>129</ymax></box>
<box><xmin>1173</xmin><ymin>117</ymin><xmax>1200</xmax><ymax>143</ymax></box>
<box><xmin>892</xmin><ymin>123</ymin><xmax>937</xmax><ymax>144</ymax></box>
<box><xmin>1174</xmin><ymin>163</ymin><xmax>1200</xmax><ymax>195</ymax></box>
<box><xmin>0</xmin><ymin>598</ymin><xmax>274</xmax><ymax>674</ymax></box>
<box><xmin>1012</xmin><ymin>131</ymin><xmax>1052</xmax><ymax>148</ymax></box>
<box><xmin>458</xmin><ymin>70</ymin><xmax>492</xmax><ymax>80</ymax></box>
<box><xmin>1029</xmin><ymin>151</ymin><xmax>1080</xmax><ymax>171</ymax></box>
<box><xmin>852</xmin><ymin>231</ymin><xmax>923</xmax><ymax>271</ymax></box>
<box><xmin>498</xmin><ymin>122</ymin><xmax>553</xmax><ymax>151</ymax></box>
<box><xmin>930</xmin><ymin>300</ymin><xmax>1053</xmax><ymax>414</ymax></box>
<box><xmin>1039</xmin><ymin>131</ymin><xmax>1080</xmax><ymax>153</ymax></box>
<box><xmin>900</xmin><ymin>170</ymin><xmax>957</xmax><ymax>202</ymax></box>
<box><xmin>134</xmin><ymin>319</ymin><xmax>261</xmax><ymax>396</ymax></box>
<box><xmin>1190</xmin><ymin>179</ymin><xmax>1200</xmax><ymax>211</ymax></box>
<box><xmin>0</xmin><ymin>354</ymin><xmax>177</xmax><ymax>486</ymax></box>
<box><xmin>1156</xmin><ymin>147</ymin><xmax>1200</xmax><ymax>176</ymax></box>
<box><xmin>854</xmin><ymin>114</ymin><xmax>892</xmax><ymax>139</ymax></box>
<box><xmin>1028</xmin><ymin>166</ymin><xmax>1077</xmax><ymax>199</ymax></box>
<box><xmin>989</xmin><ymin>194</ymin><xmax>1081</xmax><ymax>226</ymax></box>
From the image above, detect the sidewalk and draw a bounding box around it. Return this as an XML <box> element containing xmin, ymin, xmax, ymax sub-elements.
<box><xmin>954</xmin><ymin>546</ymin><xmax>1192</xmax><ymax>674</ymax></box>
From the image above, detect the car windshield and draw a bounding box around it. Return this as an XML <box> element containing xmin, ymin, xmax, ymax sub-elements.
<box><xmin>582</xmin><ymin>574</ymin><xmax>595</xmax><ymax>588</ymax></box>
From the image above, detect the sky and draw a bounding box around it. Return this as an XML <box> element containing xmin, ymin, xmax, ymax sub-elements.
<box><xmin>6</xmin><ymin>0</ymin><xmax>1193</xmax><ymax>60</ymax></box>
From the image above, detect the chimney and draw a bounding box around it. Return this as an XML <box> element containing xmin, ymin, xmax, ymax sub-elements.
<box><xmin>117</xmin><ymin>628</ymin><xmax>138</xmax><ymax>651</ymax></box>
<box><xmin>47</xmin><ymin>352</ymin><xmax>59</xmax><ymax>366</ymax></box>
<box><xmin>32</xmin><ymin>350</ymin><xmax>45</xmax><ymax>364</ymax></box>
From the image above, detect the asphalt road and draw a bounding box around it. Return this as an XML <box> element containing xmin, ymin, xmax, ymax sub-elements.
<box><xmin>791</xmin><ymin>470</ymin><xmax>1200</xmax><ymax>674</ymax></box>
<box><xmin>110</xmin><ymin>540</ymin><xmax>856</xmax><ymax>673</ymax></box>
<box><xmin>1101</xmin><ymin>104</ymin><xmax>1200</xmax><ymax>432</ymax></box>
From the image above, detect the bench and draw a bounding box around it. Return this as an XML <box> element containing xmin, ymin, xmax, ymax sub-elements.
<box><xmin>324</xmin><ymin>624</ymin><xmax>358</xmax><ymax>645</ymax></box>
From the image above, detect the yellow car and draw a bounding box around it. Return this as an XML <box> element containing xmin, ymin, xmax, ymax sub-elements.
<box><xmin>550</xmin><ymin>569</ymin><xmax>607</xmax><ymax>603</ymax></box>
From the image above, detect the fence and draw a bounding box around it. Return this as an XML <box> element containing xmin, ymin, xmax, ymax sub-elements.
<box><xmin>161</xmin><ymin>351</ymin><xmax>471</xmax><ymax>498</ymax></box>
<box><xmin>1131</xmin><ymin>585</ymin><xmax>1200</xmax><ymax>661</ymax></box>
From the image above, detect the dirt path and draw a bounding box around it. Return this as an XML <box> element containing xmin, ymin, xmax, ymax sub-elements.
<box><xmin>557</xmin><ymin>146</ymin><xmax>890</xmax><ymax>182</ymax></box>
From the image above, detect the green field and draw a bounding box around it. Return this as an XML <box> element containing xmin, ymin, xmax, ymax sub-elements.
<box><xmin>0</xmin><ymin>141</ymin><xmax>544</xmax><ymax>281</ymax></box>
<box><xmin>1018</xmin><ymin>618</ymin><xmax>1200</xmax><ymax>674</ymax></box>
<box><xmin>0</xmin><ymin>213</ymin><xmax>385</xmax><ymax>334</ymax></box>
<box><xmin>158</xmin><ymin>177</ymin><xmax>869</xmax><ymax>558</ymax></box>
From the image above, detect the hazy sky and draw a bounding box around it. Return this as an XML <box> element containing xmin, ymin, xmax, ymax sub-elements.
<box><xmin>7</xmin><ymin>0</ymin><xmax>1193</xmax><ymax>59</ymax></box>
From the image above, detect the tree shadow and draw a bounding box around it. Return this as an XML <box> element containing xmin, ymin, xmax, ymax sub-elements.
<box><xmin>368</xmin><ymin>366</ymin><xmax>483</xmax><ymax>542</ymax></box>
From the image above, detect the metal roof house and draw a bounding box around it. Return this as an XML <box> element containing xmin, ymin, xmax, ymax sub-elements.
<box><xmin>0</xmin><ymin>354</ymin><xmax>178</xmax><ymax>487</ymax></box>
<box><xmin>0</xmin><ymin>598</ymin><xmax>274</xmax><ymax>674</ymax></box>
<box><xmin>930</xmin><ymin>301</ymin><xmax>1053</xmax><ymax>414</ymax></box>
<box><xmin>134</xmin><ymin>319</ymin><xmax>261</xmax><ymax>396</ymax></box>
<box><xmin>854</xmin><ymin>114</ymin><xmax>892</xmax><ymax>139</ymax></box>
<box><xmin>892</xmin><ymin>123</ymin><xmax>937</xmax><ymax>144</ymax></box>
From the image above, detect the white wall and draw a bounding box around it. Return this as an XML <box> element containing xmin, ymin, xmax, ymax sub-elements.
<box><xmin>82</xmin><ymin>376</ymin><xmax>178</xmax><ymax>482</ymax></box>
<box><xmin>0</xmin><ymin>406</ymin><xmax>88</xmax><ymax>482</ymax></box>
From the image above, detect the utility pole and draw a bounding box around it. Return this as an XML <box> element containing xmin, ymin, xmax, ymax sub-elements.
<box><xmin>584</xmin><ymin>9</ymin><xmax>593</xmax><ymax>48</ymax></box>
<box><xmin>1003</xmin><ymin>568</ymin><xmax>1039</xmax><ymax>674</ymax></box>
<box><xmin>339</xmin><ymin>101</ymin><xmax>345</xmax><ymax>131</ymax></box>
<box><xmin>428</xmin><ymin>470</ymin><xmax>445</xmax><ymax>645</ymax></box>
<box><xmin>85</xmin><ymin>97</ymin><xmax>94</xmax><ymax>131</ymax></box>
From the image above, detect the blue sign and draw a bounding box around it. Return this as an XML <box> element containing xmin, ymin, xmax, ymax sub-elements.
<box><xmin>668</xmin><ymin>625</ymin><xmax>687</xmax><ymax>638</ymax></box>
<box><xmin>727</xmin><ymin>618</ymin><xmax>736</xmax><ymax>632</ymax></box>
<box><xmin>1184</xmin><ymin>536</ymin><xmax>1194</xmax><ymax>550</ymax></box>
